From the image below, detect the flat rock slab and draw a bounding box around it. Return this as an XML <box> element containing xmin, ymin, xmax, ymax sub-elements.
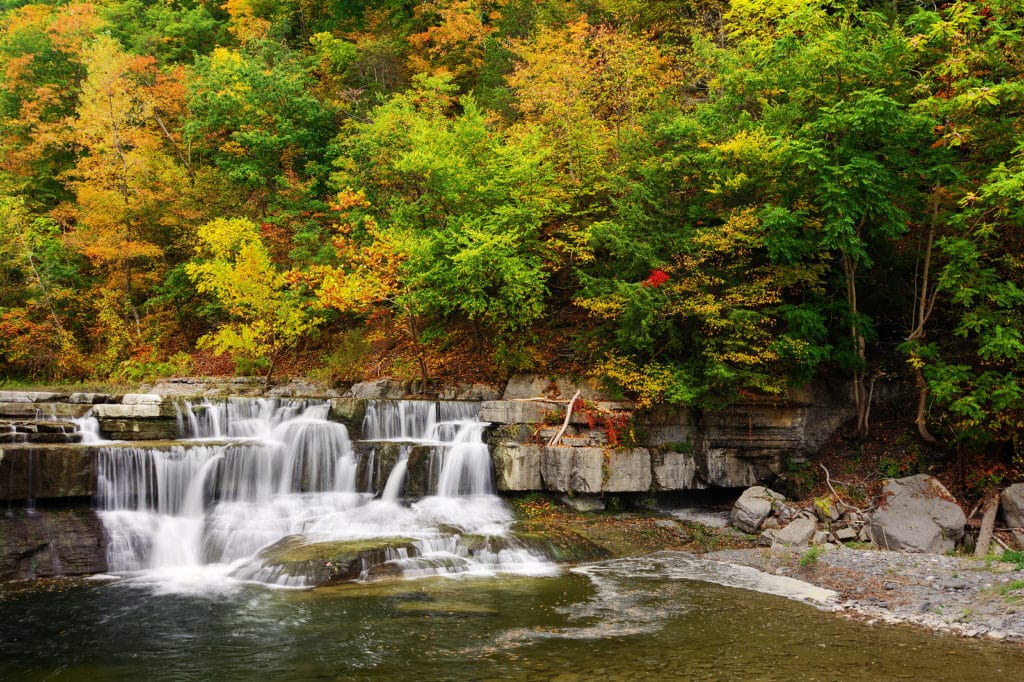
<box><xmin>771</xmin><ymin>516</ymin><xmax>818</xmax><ymax>548</ymax></box>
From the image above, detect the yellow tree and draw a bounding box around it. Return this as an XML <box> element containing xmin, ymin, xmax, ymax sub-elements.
<box><xmin>188</xmin><ymin>217</ymin><xmax>323</xmax><ymax>387</ymax></box>
<box><xmin>63</xmin><ymin>36</ymin><xmax>190</xmax><ymax>359</ymax></box>
<box><xmin>0</xmin><ymin>2</ymin><xmax>104</xmax><ymax>208</ymax></box>
<box><xmin>507</xmin><ymin>17</ymin><xmax>673</xmax><ymax>188</ymax></box>
<box><xmin>407</xmin><ymin>1</ymin><xmax>501</xmax><ymax>88</ymax></box>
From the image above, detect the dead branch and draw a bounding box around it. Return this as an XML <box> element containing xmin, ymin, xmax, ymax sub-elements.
<box><xmin>819</xmin><ymin>463</ymin><xmax>865</xmax><ymax>515</ymax></box>
<box><xmin>548</xmin><ymin>390</ymin><xmax>582</xmax><ymax>447</ymax></box>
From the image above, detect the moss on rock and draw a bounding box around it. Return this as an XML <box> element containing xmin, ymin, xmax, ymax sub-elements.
<box><xmin>255</xmin><ymin>535</ymin><xmax>419</xmax><ymax>586</ymax></box>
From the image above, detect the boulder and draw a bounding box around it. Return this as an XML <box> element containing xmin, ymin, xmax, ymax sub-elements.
<box><xmin>869</xmin><ymin>474</ymin><xmax>966</xmax><ymax>553</ymax></box>
<box><xmin>730</xmin><ymin>486</ymin><xmax>787</xmax><ymax>534</ymax></box>
<box><xmin>834</xmin><ymin>527</ymin><xmax>858</xmax><ymax>542</ymax></box>
<box><xmin>237</xmin><ymin>535</ymin><xmax>419</xmax><ymax>586</ymax></box>
<box><xmin>813</xmin><ymin>495</ymin><xmax>843</xmax><ymax>522</ymax></box>
<box><xmin>769</xmin><ymin>516</ymin><xmax>818</xmax><ymax>548</ymax></box>
<box><xmin>1000</xmin><ymin>483</ymin><xmax>1024</xmax><ymax>531</ymax></box>
<box><xmin>346</xmin><ymin>379</ymin><xmax>409</xmax><ymax>400</ymax></box>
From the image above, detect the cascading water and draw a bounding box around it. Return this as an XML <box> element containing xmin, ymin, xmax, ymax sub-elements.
<box><xmin>362</xmin><ymin>400</ymin><xmax>493</xmax><ymax>496</ymax></box>
<box><xmin>96</xmin><ymin>398</ymin><xmax>552</xmax><ymax>590</ymax></box>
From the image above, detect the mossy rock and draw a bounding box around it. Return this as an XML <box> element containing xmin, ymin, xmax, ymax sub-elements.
<box><xmin>511</xmin><ymin>529</ymin><xmax>612</xmax><ymax>563</ymax></box>
<box><xmin>255</xmin><ymin>535</ymin><xmax>419</xmax><ymax>586</ymax></box>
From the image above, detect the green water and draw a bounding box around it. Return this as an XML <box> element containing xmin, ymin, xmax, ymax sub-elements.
<box><xmin>2</xmin><ymin>553</ymin><xmax>1021</xmax><ymax>681</ymax></box>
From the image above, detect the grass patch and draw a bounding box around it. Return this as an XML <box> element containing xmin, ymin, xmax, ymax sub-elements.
<box><xmin>799</xmin><ymin>545</ymin><xmax>823</xmax><ymax>567</ymax></box>
<box><xmin>1001</xmin><ymin>549</ymin><xmax>1024</xmax><ymax>570</ymax></box>
<box><xmin>0</xmin><ymin>379</ymin><xmax>142</xmax><ymax>394</ymax></box>
<box><xmin>997</xmin><ymin>579</ymin><xmax>1024</xmax><ymax>595</ymax></box>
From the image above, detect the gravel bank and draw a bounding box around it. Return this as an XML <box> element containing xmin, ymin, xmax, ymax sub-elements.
<box><xmin>705</xmin><ymin>546</ymin><xmax>1024</xmax><ymax>643</ymax></box>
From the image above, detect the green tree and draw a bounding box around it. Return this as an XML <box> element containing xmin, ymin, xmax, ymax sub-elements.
<box><xmin>330</xmin><ymin>76</ymin><xmax>563</xmax><ymax>369</ymax></box>
<box><xmin>186</xmin><ymin>40</ymin><xmax>336</xmax><ymax>211</ymax></box>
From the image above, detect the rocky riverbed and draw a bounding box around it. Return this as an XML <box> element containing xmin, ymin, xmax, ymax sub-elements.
<box><xmin>704</xmin><ymin>545</ymin><xmax>1024</xmax><ymax>643</ymax></box>
<box><xmin>509</xmin><ymin>498</ymin><xmax>1024</xmax><ymax>645</ymax></box>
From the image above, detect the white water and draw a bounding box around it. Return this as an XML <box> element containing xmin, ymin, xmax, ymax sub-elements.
<box><xmin>96</xmin><ymin>398</ymin><xmax>550</xmax><ymax>590</ymax></box>
<box><xmin>71</xmin><ymin>415</ymin><xmax>104</xmax><ymax>444</ymax></box>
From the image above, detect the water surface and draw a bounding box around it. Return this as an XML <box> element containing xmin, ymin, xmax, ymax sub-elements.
<box><xmin>3</xmin><ymin>552</ymin><xmax>1021</xmax><ymax>681</ymax></box>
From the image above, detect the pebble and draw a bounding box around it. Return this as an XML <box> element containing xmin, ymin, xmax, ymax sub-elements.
<box><xmin>703</xmin><ymin>546</ymin><xmax>1024</xmax><ymax>643</ymax></box>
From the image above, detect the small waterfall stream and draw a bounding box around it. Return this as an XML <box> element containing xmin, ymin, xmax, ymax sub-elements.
<box><xmin>95</xmin><ymin>398</ymin><xmax>550</xmax><ymax>589</ymax></box>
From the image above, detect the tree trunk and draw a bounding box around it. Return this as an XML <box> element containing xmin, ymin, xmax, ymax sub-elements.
<box><xmin>906</xmin><ymin>189</ymin><xmax>942</xmax><ymax>444</ymax></box>
<box><xmin>840</xmin><ymin>237</ymin><xmax>871</xmax><ymax>440</ymax></box>
<box><xmin>417</xmin><ymin>354</ymin><xmax>428</xmax><ymax>395</ymax></box>
<box><xmin>975</xmin><ymin>492</ymin><xmax>1000</xmax><ymax>558</ymax></box>
<box><xmin>264</xmin><ymin>349</ymin><xmax>279</xmax><ymax>389</ymax></box>
<box><xmin>914</xmin><ymin>366</ymin><xmax>938</xmax><ymax>443</ymax></box>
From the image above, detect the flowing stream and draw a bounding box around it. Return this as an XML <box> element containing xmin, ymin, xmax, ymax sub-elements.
<box><xmin>94</xmin><ymin>398</ymin><xmax>550</xmax><ymax>591</ymax></box>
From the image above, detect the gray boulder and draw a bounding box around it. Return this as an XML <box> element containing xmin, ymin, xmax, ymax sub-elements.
<box><xmin>771</xmin><ymin>515</ymin><xmax>818</xmax><ymax>548</ymax></box>
<box><xmin>731</xmin><ymin>486</ymin><xmax>787</xmax><ymax>534</ymax></box>
<box><xmin>346</xmin><ymin>379</ymin><xmax>409</xmax><ymax>399</ymax></box>
<box><xmin>869</xmin><ymin>474</ymin><xmax>966</xmax><ymax>553</ymax></box>
<box><xmin>1000</xmin><ymin>483</ymin><xmax>1024</xmax><ymax>531</ymax></box>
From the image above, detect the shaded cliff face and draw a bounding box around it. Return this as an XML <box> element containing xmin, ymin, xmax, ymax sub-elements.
<box><xmin>0</xmin><ymin>509</ymin><xmax>107</xmax><ymax>581</ymax></box>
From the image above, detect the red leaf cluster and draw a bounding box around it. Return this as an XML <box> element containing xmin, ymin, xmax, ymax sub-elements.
<box><xmin>641</xmin><ymin>268</ymin><xmax>669</xmax><ymax>288</ymax></box>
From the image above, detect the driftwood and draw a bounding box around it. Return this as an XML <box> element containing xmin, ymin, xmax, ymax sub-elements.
<box><xmin>511</xmin><ymin>397</ymin><xmax>574</xmax><ymax>403</ymax></box>
<box><xmin>975</xmin><ymin>492</ymin><xmax>1000</xmax><ymax>558</ymax></box>
<box><xmin>547</xmin><ymin>390</ymin><xmax>582</xmax><ymax>447</ymax></box>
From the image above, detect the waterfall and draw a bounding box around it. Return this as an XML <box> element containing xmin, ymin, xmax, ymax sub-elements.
<box><xmin>380</xmin><ymin>446</ymin><xmax>410</xmax><ymax>503</ymax></box>
<box><xmin>95</xmin><ymin>398</ymin><xmax>551</xmax><ymax>588</ymax></box>
<box><xmin>97</xmin><ymin>400</ymin><xmax>361</xmax><ymax>574</ymax></box>
<box><xmin>363</xmin><ymin>400</ymin><xmax>493</xmax><ymax>496</ymax></box>
<box><xmin>71</xmin><ymin>415</ymin><xmax>103</xmax><ymax>444</ymax></box>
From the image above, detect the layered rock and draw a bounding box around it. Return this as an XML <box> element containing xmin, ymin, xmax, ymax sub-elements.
<box><xmin>0</xmin><ymin>445</ymin><xmax>98</xmax><ymax>500</ymax></box>
<box><xmin>0</xmin><ymin>509</ymin><xmax>107</xmax><ymax>580</ymax></box>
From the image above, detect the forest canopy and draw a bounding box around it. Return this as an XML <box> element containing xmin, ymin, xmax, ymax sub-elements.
<box><xmin>1</xmin><ymin>0</ymin><xmax>1022</xmax><ymax>458</ymax></box>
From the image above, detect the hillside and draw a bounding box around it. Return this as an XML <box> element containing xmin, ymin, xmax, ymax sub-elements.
<box><xmin>1</xmin><ymin>0</ymin><xmax>1022</xmax><ymax>473</ymax></box>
